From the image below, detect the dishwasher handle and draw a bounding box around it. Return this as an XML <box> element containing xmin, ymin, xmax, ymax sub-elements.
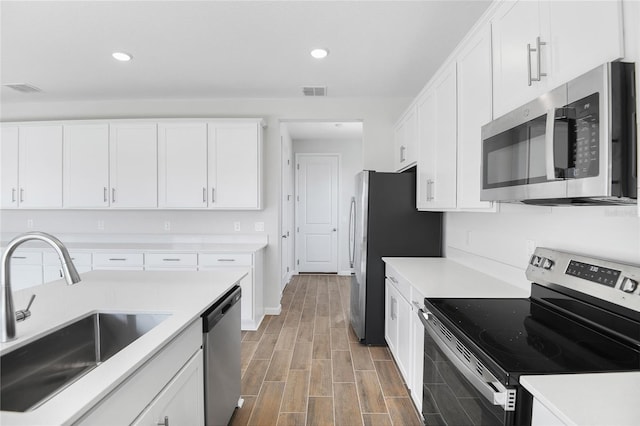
<box><xmin>203</xmin><ymin>285</ymin><xmax>241</xmax><ymax>332</ymax></box>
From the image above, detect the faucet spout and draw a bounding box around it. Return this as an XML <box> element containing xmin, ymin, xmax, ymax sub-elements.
<box><xmin>1</xmin><ymin>232</ymin><xmax>81</xmax><ymax>342</ymax></box>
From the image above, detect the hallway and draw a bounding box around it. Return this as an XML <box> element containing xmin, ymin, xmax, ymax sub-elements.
<box><xmin>230</xmin><ymin>274</ymin><xmax>421</xmax><ymax>426</ymax></box>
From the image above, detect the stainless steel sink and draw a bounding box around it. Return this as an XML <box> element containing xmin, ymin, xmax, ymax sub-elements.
<box><xmin>0</xmin><ymin>312</ymin><xmax>170</xmax><ymax>412</ymax></box>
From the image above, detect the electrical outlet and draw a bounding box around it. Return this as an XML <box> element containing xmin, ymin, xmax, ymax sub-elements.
<box><xmin>27</xmin><ymin>219</ymin><xmax>33</xmax><ymax>229</ymax></box>
<box><xmin>97</xmin><ymin>220</ymin><xmax>105</xmax><ymax>230</ymax></box>
<box><xmin>234</xmin><ymin>222</ymin><xmax>241</xmax><ymax>232</ymax></box>
<box><xmin>254</xmin><ymin>222</ymin><xmax>264</xmax><ymax>232</ymax></box>
<box><xmin>164</xmin><ymin>221</ymin><xmax>171</xmax><ymax>231</ymax></box>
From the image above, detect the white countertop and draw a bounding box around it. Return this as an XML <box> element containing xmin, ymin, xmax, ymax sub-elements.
<box><xmin>0</xmin><ymin>268</ymin><xmax>247</xmax><ymax>425</ymax></box>
<box><xmin>521</xmin><ymin>372</ymin><xmax>640</xmax><ymax>426</ymax></box>
<box><xmin>381</xmin><ymin>257</ymin><xmax>530</xmax><ymax>298</ymax></box>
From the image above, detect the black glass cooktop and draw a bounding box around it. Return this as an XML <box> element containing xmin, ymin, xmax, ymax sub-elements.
<box><xmin>425</xmin><ymin>297</ymin><xmax>640</xmax><ymax>381</ymax></box>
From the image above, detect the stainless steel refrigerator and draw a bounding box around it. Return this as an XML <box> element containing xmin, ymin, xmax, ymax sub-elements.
<box><xmin>349</xmin><ymin>170</ymin><xmax>442</xmax><ymax>345</ymax></box>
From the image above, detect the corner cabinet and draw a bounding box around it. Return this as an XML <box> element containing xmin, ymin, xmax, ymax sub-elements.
<box><xmin>416</xmin><ymin>62</ymin><xmax>458</xmax><ymax>211</ymax></box>
<box><xmin>492</xmin><ymin>0</ymin><xmax>624</xmax><ymax>117</ymax></box>
<box><xmin>0</xmin><ymin>124</ymin><xmax>63</xmax><ymax>209</ymax></box>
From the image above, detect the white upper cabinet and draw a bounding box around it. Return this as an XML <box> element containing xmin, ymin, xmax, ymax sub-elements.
<box><xmin>416</xmin><ymin>62</ymin><xmax>458</xmax><ymax>211</ymax></box>
<box><xmin>492</xmin><ymin>0</ymin><xmax>624</xmax><ymax>117</ymax></box>
<box><xmin>63</xmin><ymin>124</ymin><xmax>110</xmax><ymax>208</ymax></box>
<box><xmin>18</xmin><ymin>125</ymin><xmax>63</xmax><ymax>208</ymax></box>
<box><xmin>1</xmin><ymin>126</ymin><xmax>19</xmax><ymax>209</ymax></box>
<box><xmin>456</xmin><ymin>25</ymin><xmax>495</xmax><ymax>211</ymax></box>
<box><xmin>158</xmin><ymin>122</ymin><xmax>208</xmax><ymax>208</ymax></box>
<box><xmin>393</xmin><ymin>107</ymin><xmax>417</xmax><ymax>172</ymax></box>
<box><xmin>110</xmin><ymin>123</ymin><xmax>158</xmax><ymax>208</ymax></box>
<box><xmin>208</xmin><ymin>122</ymin><xmax>262</xmax><ymax>209</ymax></box>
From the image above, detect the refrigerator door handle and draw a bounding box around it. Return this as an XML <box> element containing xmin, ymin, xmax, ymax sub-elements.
<box><xmin>348</xmin><ymin>196</ymin><xmax>356</xmax><ymax>268</ymax></box>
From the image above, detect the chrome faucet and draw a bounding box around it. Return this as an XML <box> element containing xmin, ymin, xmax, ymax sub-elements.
<box><xmin>1</xmin><ymin>232</ymin><xmax>81</xmax><ymax>342</ymax></box>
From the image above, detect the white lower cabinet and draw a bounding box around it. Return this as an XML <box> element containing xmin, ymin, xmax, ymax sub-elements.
<box><xmin>199</xmin><ymin>251</ymin><xmax>263</xmax><ymax>330</ymax></box>
<box><xmin>144</xmin><ymin>252</ymin><xmax>198</xmax><ymax>271</ymax></box>
<box><xmin>93</xmin><ymin>252</ymin><xmax>144</xmax><ymax>271</ymax></box>
<box><xmin>8</xmin><ymin>250</ymin><xmax>43</xmax><ymax>291</ymax></box>
<box><xmin>132</xmin><ymin>350</ymin><xmax>204</xmax><ymax>426</ymax></box>
<box><xmin>384</xmin><ymin>268</ymin><xmax>412</xmax><ymax>389</ymax></box>
<box><xmin>77</xmin><ymin>320</ymin><xmax>202</xmax><ymax>425</ymax></box>
<box><xmin>385</xmin><ymin>265</ymin><xmax>426</xmax><ymax>414</ymax></box>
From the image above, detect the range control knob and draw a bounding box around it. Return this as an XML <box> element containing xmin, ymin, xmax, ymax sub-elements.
<box><xmin>620</xmin><ymin>277</ymin><xmax>638</xmax><ymax>293</ymax></box>
<box><xmin>542</xmin><ymin>258</ymin><xmax>554</xmax><ymax>270</ymax></box>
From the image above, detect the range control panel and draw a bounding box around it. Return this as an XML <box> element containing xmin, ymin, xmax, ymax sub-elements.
<box><xmin>527</xmin><ymin>248</ymin><xmax>640</xmax><ymax>306</ymax></box>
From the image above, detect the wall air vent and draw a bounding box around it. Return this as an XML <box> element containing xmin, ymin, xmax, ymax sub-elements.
<box><xmin>302</xmin><ymin>86</ymin><xmax>327</xmax><ymax>97</ymax></box>
<box><xmin>2</xmin><ymin>83</ymin><xmax>42</xmax><ymax>93</ymax></box>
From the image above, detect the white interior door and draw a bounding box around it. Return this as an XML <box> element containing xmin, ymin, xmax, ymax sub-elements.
<box><xmin>296</xmin><ymin>154</ymin><xmax>339</xmax><ymax>273</ymax></box>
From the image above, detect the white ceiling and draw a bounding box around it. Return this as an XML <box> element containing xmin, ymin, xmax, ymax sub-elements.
<box><xmin>0</xmin><ymin>0</ymin><xmax>491</xmax><ymax>103</ymax></box>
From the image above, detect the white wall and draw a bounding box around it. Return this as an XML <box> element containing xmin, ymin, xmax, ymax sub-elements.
<box><xmin>292</xmin><ymin>138</ymin><xmax>363</xmax><ymax>274</ymax></box>
<box><xmin>446</xmin><ymin>204</ymin><xmax>640</xmax><ymax>291</ymax></box>
<box><xmin>0</xmin><ymin>96</ymin><xmax>409</xmax><ymax>312</ymax></box>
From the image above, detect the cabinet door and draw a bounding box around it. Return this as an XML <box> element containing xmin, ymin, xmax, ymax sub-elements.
<box><xmin>18</xmin><ymin>125</ymin><xmax>63</xmax><ymax>208</ymax></box>
<box><xmin>409</xmin><ymin>288</ymin><xmax>425</xmax><ymax>412</ymax></box>
<box><xmin>416</xmin><ymin>64</ymin><xmax>458</xmax><ymax>210</ymax></box>
<box><xmin>492</xmin><ymin>0</ymin><xmax>545</xmax><ymax>117</ymax></box>
<box><xmin>132</xmin><ymin>350</ymin><xmax>204</xmax><ymax>426</ymax></box>
<box><xmin>63</xmin><ymin>124</ymin><xmax>110</xmax><ymax>208</ymax></box>
<box><xmin>546</xmin><ymin>0</ymin><xmax>624</xmax><ymax>87</ymax></box>
<box><xmin>394</xmin><ymin>108</ymin><xmax>417</xmax><ymax>171</ymax></box>
<box><xmin>396</xmin><ymin>292</ymin><xmax>411</xmax><ymax>381</ymax></box>
<box><xmin>456</xmin><ymin>25</ymin><xmax>496</xmax><ymax>211</ymax></box>
<box><xmin>207</xmin><ymin>122</ymin><xmax>261</xmax><ymax>209</ymax></box>
<box><xmin>384</xmin><ymin>280</ymin><xmax>399</xmax><ymax>356</ymax></box>
<box><xmin>1</xmin><ymin>126</ymin><xmax>19</xmax><ymax>209</ymax></box>
<box><xmin>158</xmin><ymin>122</ymin><xmax>208</xmax><ymax>208</ymax></box>
<box><xmin>110</xmin><ymin>123</ymin><xmax>158</xmax><ymax>208</ymax></box>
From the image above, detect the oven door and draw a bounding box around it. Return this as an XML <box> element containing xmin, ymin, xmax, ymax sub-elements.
<box><xmin>481</xmin><ymin>84</ymin><xmax>570</xmax><ymax>202</ymax></box>
<box><xmin>418</xmin><ymin>308</ymin><xmax>520</xmax><ymax>426</ymax></box>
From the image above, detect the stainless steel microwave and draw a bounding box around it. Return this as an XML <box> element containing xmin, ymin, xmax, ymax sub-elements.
<box><xmin>481</xmin><ymin>62</ymin><xmax>637</xmax><ymax>205</ymax></box>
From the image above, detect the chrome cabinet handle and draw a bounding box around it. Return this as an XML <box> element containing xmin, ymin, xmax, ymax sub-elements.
<box><xmin>20</xmin><ymin>188</ymin><xmax>24</xmax><ymax>202</ymax></box>
<box><xmin>103</xmin><ymin>187</ymin><xmax>108</xmax><ymax>203</ymax></box>
<box><xmin>400</xmin><ymin>145</ymin><xmax>406</xmax><ymax>163</ymax></box>
<box><xmin>162</xmin><ymin>258</ymin><xmax>181</xmax><ymax>261</ymax></box>
<box><xmin>157</xmin><ymin>416</ymin><xmax>169</xmax><ymax>426</ymax></box>
<box><xmin>12</xmin><ymin>256</ymin><xmax>26</xmax><ymax>260</ymax></box>
<box><xmin>202</xmin><ymin>187</ymin><xmax>207</xmax><ymax>203</ymax></box>
<box><xmin>218</xmin><ymin>258</ymin><xmax>236</xmax><ymax>262</ymax></box>
<box><xmin>108</xmin><ymin>258</ymin><xmax>127</xmax><ymax>261</ymax></box>
<box><xmin>527</xmin><ymin>36</ymin><xmax>547</xmax><ymax>85</ymax></box>
<box><xmin>111</xmin><ymin>188</ymin><xmax>116</xmax><ymax>203</ymax></box>
<box><xmin>388</xmin><ymin>276</ymin><xmax>398</xmax><ymax>284</ymax></box>
<box><xmin>11</xmin><ymin>188</ymin><xmax>16</xmax><ymax>203</ymax></box>
<box><xmin>211</xmin><ymin>187</ymin><xmax>215</xmax><ymax>203</ymax></box>
<box><xmin>426</xmin><ymin>179</ymin><xmax>434</xmax><ymax>201</ymax></box>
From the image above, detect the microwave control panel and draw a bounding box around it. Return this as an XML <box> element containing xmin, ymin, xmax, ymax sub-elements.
<box><xmin>570</xmin><ymin>93</ymin><xmax>599</xmax><ymax>178</ymax></box>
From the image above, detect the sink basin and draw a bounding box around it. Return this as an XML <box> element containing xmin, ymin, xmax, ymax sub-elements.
<box><xmin>0</xmin><ymin>312</ymin><xmax>170</xmax><ymax>412</ymax></box>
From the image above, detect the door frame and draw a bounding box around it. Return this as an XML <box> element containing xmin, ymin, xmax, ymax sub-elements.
<box><xmin>294</xmin><ymin>152</ymin><xmax>341</xmax><ymax>274</ymax></box>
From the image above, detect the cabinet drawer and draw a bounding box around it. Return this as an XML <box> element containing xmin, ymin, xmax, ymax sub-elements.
<box><xmin>199</xmin><ymin>253</ymin><xmax>251</xmax><ymax>267</ymax></box>
<box><xmin>93</xmin><ymin>252</ymin><xmax>144</xmax><ymax>267</ymax></box>
<box><xmin>8</xmin><ymin>251</ymin><xmax>42</xmax><ymax>265</ymax></box>
<box><xmin>43</xmin><ymin>251</ymin><xmax>91</xmax><ymax>266</ymax></box>
<box><xmin>386</xmin><ymin>265</ymin><xmax>411</xmax><ymax>302</ymax></box>
<box><xmin>145</xmin><ymin>253</ymin><xmax>198</xmax><ymax>268</ymax></box>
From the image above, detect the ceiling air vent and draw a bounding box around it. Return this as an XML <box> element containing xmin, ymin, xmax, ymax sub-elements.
<box><xmin>2</xmin><ymin>83</ymin><xmax>42</xmax><ymax>93</ymax></box>
<box><xmin>302</xmin><ymin>86</ymin><xmax>327</xmax><ymax>97</ymax></box>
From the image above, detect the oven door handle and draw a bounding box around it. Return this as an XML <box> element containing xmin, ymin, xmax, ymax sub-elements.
<box><xmin>418</xmin><ymin>309</ymin><xmax>516</xmax><ymax>412</ymax></box>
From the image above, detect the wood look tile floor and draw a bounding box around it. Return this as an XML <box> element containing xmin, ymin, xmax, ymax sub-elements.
<box><xmin>230</xmin><ymin>275</ymin><xmax>422</xmax><ymax>426</ymax></box>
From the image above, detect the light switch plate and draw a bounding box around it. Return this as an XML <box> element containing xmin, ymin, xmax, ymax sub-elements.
<box><xmin>234</xmin><ymin>222</ymin><xmax>241</xmax><ymax>232</ymax></box>
<box><xmin>254</xmin><ymin>222</ymin><xmax>264</xmax><ymax>232</ymax></box>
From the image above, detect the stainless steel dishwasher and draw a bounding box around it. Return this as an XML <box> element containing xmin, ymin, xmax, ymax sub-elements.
<box><xmin>202</xmin><ymin>285</ymin><xmax>241</xmax><ymax>426</ymax></box>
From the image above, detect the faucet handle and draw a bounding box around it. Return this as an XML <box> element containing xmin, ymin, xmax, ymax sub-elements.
<box><xmin>16</xmin><ymin>294</ymin><xmax>36</xmax><ymax>322</ymax></box>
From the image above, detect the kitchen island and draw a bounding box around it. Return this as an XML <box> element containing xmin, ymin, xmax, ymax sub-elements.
<box><xmin>0</xmin><ymin>268</ymin><xmax>246</xmax><ymax>425</ymax></box>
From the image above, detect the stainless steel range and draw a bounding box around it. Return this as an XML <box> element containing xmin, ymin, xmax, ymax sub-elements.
<box><xmin>419</xmin><ymin>247</ymin><xmax>640</xmax><ymax>425</ymax></box>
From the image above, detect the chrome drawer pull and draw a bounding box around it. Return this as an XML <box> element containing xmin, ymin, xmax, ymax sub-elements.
<box><xmin>162</xmin><ymin>258</ymin><xmax>181</xmax><ymax>262</ymax></box>
<box><xmin>218</xmin><ymin>259</ymin><xmax>236</xmax><ymax>262</ymax></box>
<box><xmin>108</xmin><ymin>258</ymin><xmax>127</xmax><ymax>261</ymax></box>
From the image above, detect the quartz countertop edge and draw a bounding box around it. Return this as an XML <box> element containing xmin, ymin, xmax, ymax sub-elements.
<box><xmin>520</xmin><ymin>372</ymin><xmax>640</xmax><ymax>426</ymax></box>
<box><xmin>0</xmin><ymin>268</ymin><xmax>247</xmax><ymax>426</ymax></box>
<box><xmin>381</xmin><ymin>257</ymin><xmax>530</xmax><ymax>298</ymax></box>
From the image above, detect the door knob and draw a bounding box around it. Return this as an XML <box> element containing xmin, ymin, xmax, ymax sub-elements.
<box><xmin>332</xmin><ymin>228</ymin><xmax>337</xmax><ymax>232</ymax></box>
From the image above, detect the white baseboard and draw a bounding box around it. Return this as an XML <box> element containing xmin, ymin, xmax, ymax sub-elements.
<box><xmin>338</xmin><ymin>270</ymin><xmax>353</xmax><ymax>276</ymax></box>
<box><xmin>264</xmin><ymin>305</ymin><xmax>282</xmax><ymax>315</ymax></box>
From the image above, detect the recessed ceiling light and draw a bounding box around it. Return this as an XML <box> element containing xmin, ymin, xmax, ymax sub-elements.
<box><xmin>310</xmin><ymin>48</ymin><xmax>329</xmax><ymax>59</ymax></box>
<box><xmin>112</xmin><ymin>52</ymin><xmax>133</xmax><ymax>62</ymax></box>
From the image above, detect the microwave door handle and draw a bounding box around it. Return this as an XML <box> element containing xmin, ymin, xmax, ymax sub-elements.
<box><xmin>545</xmin><ymin>109</ymin><xmax>557</xmax><ymax>181</ymax></box>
